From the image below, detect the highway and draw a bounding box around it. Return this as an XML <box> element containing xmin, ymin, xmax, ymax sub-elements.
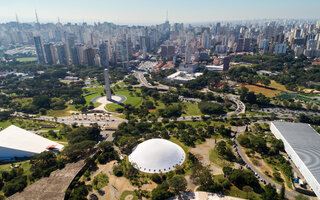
<box><xmin>133</xmin><ymin>70</ymin><xmax>170</xmax><ymax>90</ymax></box>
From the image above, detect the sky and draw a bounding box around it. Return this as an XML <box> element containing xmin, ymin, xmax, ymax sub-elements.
<box><xmin>0</xmin><ymin>0</ymin><xmax>320</xmax><ymax>25</ymax></box>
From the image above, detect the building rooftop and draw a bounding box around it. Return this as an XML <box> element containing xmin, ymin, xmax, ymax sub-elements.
<box><xmin>271</xmin><ymin>122</ymin><xmax>320</xmax><ymax>184</ymax></box>
<box><xmin>0</xmin><ymin>125</ymin><xmax>64</xmax><ymax>160</ymax></box>
<box><xmin>128</xmin><ymin>138</ymin><xmax>185</xmax><ymax>173</ymax></box>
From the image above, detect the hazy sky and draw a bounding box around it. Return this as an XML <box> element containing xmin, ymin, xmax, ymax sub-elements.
<box><xmin>1</xmin><ymin>0</ymin><xmax>320</xmax><ymax>25</ymax></box>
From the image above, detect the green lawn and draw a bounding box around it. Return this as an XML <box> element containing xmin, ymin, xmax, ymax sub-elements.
<box><xmin>40</xmin><ymin>131</ymin><xmax>68</xmax><ymax>143</ymax></box>
<box><xmin>120</xmin><ymin>190</ymin><xmax>138</xmax><ymax>200</ymax></box>
<box><xmin>209</xmin><ymin>148</ymin><xmax>234</xmax><ymax>168</ymax></box>
<box><xmin>16</xmin><ymin>57</ymin><xmax>37</xmax><ymax>62</ymax></box>
<box><xmin>46</xmin><ymin>106</ymin><xmax>72</xmax><ymax>117</ymax></box>
<box><xmin>105</xmin><ymin>87</ymin><xmax>142</xmax><ymax>112</ymax></box>
<box><xmin>0</xmin><ymin>120</ymin><xmax>13</xmax><ymax>129</ymax></box>
<box><xmin>0</xmin><ymin>119</ymin><xmax>61</xmax><ymax>131</ymax></box>
<box><xmin>0</xmin><ymin>161</ymin><xmax>31</xmax><ymax>175</ymax></box>
<box><xmin>169</xmin><ymin>137</ymin><xmax>189</xmax><ymax>154</ymax></box>
<box><xmin>83</xmin><ymin>87</ymin><xmax>105</xmax><ymax>106</ymax></box>
<box><xmin>182</xmin><ymin>102</ymin><xmax>202</xmax><ymax>116</ymax></box>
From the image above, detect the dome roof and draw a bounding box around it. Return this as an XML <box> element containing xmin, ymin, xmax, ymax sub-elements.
<box><xmin>128</xmin><ymin>138</ymin><xmax>186</xmax><ymax>173</ymax></box>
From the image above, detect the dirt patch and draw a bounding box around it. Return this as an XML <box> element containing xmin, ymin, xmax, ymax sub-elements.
<box><xmin>125</xmin><ymin>194</ymin><xmax>134</xmax><ymax>200</ymax></box>
<box><xmin>189</xmin><ymin>138</ymin><xmax>223</xmax><ymax>175</ymax></box>
<box><xmin>87</xmin><ymin>161</ymin><xmax>136</xmax><ymax>200</ymax></box>
<box><xmin>141</xmin><ymin>181</ymin><xmax>157</xmax><ymax>191</ymax></box>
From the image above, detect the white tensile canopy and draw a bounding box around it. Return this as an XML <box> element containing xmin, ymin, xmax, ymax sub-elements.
<box><xmin>128</xmin><ymin>138</ymin><xmax>186</xmax><ymax>173</ymax></box>
<box><xmin>0</xmin><ymin>125</ymin><xmax>64</xmax><ymax>160</ymax></box>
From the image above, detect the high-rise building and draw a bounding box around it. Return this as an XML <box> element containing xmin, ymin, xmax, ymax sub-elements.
<box><xmin>274</xmin><ymin>43</ymin><xmax>287</xmax><ymax>54</ymax></box>
<box><xmin>99</xmin><ymin>41</ymin><xmax>109</xmax><ymax>68</ymax></box>
<box><xmin>56</xmin><ymin>43</ymin><xmax>68</xmax><ymax>65</ymax></box>
<box><xmin>140</xmin><ymin>36</ymin><xmax>151</xmax><ymax>52</ymax></box>
<box><xmin>67</xmin><ymin>33</ymin><xmax>76</xmax><ymax>62</ymax></box>
<box><xmin>70</xmin><ymin>44</ymin><xmax>85</xmax><ymax>66</ymax></box>
<box><xmin>236</xmin><ymin>38</ymin><xmax>244</xmax><ymax>52</ymax></box>
<box><xmin>185</xmin><ymin>45</ymin><xmax>191</xmax><ymax>64</ymax></box>
<box><xmin>160</xmin><ymin>44</ymin><xmax>175</xmax><ymax>61</ymax></box>
<box><xmin>34</xmin><ymin>36</ymin><xmax>46</xmax><ymax>64</ymax></box>
<box><xmin>44</xmin><ymin>43</ymin><xmax>57</xmax><ymax>65</ymax></box>
<box><xmin>85</xmin><ymin>47</ymin><xmax>96</xmax><ymax>66</ymax></box>
<box><xmin>202</xmin><ymin>30</ymin><xmax>211</xmax><ymax>50</ymax></box>
<box><xmin>260</xmin><ymin>39</ymin><xmax>269</xmax><ymax>54</ymax></box>
<box><xmin>317</xmin><ymin>20</ymin><xmax>320</xmax><ymax>29</ymax></box>
<box><xmin>243</xmin><ymin>38</ymin><xmax>252</xmax><ymax>52</ymax></box>
<box><xmin>223</xmin><ymin>57</ymin><xmax>230</xmax><ymax>71</ymax></box>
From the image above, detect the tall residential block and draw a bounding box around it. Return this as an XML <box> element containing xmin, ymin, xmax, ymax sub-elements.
<box><xmin>34</xmin><ymin>36</ymin><xmax>46</xmax><ymax>64</ymax></box>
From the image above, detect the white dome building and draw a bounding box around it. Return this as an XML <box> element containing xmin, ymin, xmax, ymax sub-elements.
<box><xmin>128</xmin><ymin>138</ymin><xmax>186</xmax><ymax>173</ymax></box>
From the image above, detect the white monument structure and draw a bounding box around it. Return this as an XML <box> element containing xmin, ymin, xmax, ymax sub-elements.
<box><xmin>104</xmin><ymin>68</ymin><xmax>112</xmax><ymax>100</ymax></box>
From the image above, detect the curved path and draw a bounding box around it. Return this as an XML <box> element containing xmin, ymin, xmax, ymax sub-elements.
<box><xmin>93</xmin><ymin>95</ymin><xmax>126</xmax><ymax>112</ymax></box>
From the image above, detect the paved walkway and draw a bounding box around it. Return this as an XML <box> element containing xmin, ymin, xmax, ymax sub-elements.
<box><xmin>93</xmin><ymin>95</ymin><xmax>126</xmax><ymax>112</ymax></box>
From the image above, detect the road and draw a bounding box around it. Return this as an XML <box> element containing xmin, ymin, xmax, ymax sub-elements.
<box><xmin>133</xmin><ymin>70</ymin><xmax>169</xmax><ymax>90</ymax></box>
<box><xmin>33</xmin><ymin>114</ymin><xmax>126</xmax><ymax>129</ymax></box>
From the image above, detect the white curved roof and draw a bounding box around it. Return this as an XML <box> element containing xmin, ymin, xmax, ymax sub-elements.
<box><xmin>0</xmin><ymin>125</ymin><xmax>64</xmax><ymax>160</ymax></box>
<box><xmin>128</xmin><ymin>138</ymin><xmax>185</xmax><ymax>173</ymax></box>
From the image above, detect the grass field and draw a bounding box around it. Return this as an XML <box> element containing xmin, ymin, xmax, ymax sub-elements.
<box><xmin>105</xmin><ymin>87</ymin><xmax>142</xmax><ymax>112</ymax></box>
<box><xmin>209</xmin><ymin>148</ymin><xmax>234</xmax><ymax>168</ymax></box>
<box><xmin>46</xmin><ymin>107</ymin><xmax>72</xmax><ymax>117</ymax></box>
<box><xmin>0</xmin><ymin>120</ymin><xmax>13</xmax><ymax>129</ymax></box>
<box><xmin>83</xmin><ymin>87</ymin><xmax>105</xmax><ymax>106</ymax></box>
<box><xmin>182</xmin><ymin>102</ymin><xmax>202</xmax><ymax>116</ymax></box>
<box><xmin>269</xmin><ymin>80</ymin><xmax>288</xmax><ymax>91</ymax></box>
<box><xmin>16</xmin><ymin>57</ymin><xmax>37</xmax><ymax>62</ymax></box>
<box><xmin>237</xmin><ymin>80</ymin><xmax>291</xmax><ymax>98</ymax></box>
<box><xmin>0</xmin><ymin>119</ymin><xmax>61</xmax><ymax>131</ymax></box>
<box><xmin>120</xmin><ymin>190</ymin><xmax>138</xmax><ymax>200</ymax></box>
<box><xmin>238</xmin><ymin>84</ymin><xmax>282</xmax><ymax>97</ymax></box>
<box><xmin>0</xmin><ymin>161</ymin><xmax>31</xmax><ymax>174</ymax></box>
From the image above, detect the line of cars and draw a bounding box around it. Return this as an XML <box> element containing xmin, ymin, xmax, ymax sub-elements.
<box><xmin>232</xmin><ymin>133</ymin><xmax>267</xmax><ymax>185</ymax></box>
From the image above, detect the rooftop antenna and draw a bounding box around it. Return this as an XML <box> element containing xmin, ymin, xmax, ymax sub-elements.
<box><xmin>15</xmin><ymin>13</ymin><xmax>20</xmax><ymax>30</ymax></box>
<box><xmin>166</xmin><ymin>10</ymin><xmax>169</xmax><ymax>22</ymax></box>
<box><xmin>15</xmin><ymin>13</ymin><xmax>19</xmax><ymax>23</ymax></box>
<box><xmin>35</xmin><ymin>10</ymin><xmax>40</xmax><ymax>24</ymax></box>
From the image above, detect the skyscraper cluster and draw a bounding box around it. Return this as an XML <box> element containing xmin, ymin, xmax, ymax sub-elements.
<box><xmin>1</xmin><ymin>18</ymin><xmax>320</xmax><ymax>68</ymax></box>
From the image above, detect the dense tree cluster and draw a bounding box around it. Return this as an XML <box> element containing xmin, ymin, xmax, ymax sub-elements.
<box><xmin>239</xmin><ymin>87</ymin><xmax>270</xmax><ymax>105</ymax></box>
<box><xmin>62</xmin><ymin>125</ymin><xmax>100</xmax><ymax>160</ymax></box>
<box><xmin>0</xmin><ymin>168</ymin><xmax>27</xmax><ymax>196</ymax></box>
<box><xmin>232</xmin><ymin>54</ymin><xmax>320</xmax><ymax>90</ymax></box>
<box><xmin>215</xmin><ymin>141</ymin><xmax>235</xmax><ymax>162</ymax></box>
<box><xmin>123</xmin><ymin>75</ymin><xmax>139</xmax><ymax>85</ymax></box>
<box><xmin>29</xmin><ymin>151</ymin><xmax>65</xmax><ymax>180</ymax></box>
<box><xmin>299</xmin><ymin>114</ymin><xmax>320</xmax><ymax>126</ymax></box>
<box><xmin>184</xmin><ymin>70</ymin><xmax>222</xmax><ymax>90</ymax></box>
<box><xmin>198</xmin><ymin>101</ymin><xmax>226</xmax><ymax>115</ymax></box>
<box><xmin>96</xmin><ymin>141</ymin><xmax>119</xmax><ymax>164</ymax></box>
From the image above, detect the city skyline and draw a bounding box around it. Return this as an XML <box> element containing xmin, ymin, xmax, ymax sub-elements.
<box><xmin>1</xmin><ymin>0</ymin><xmax>320</xmax><ymax>25</ymax></box>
